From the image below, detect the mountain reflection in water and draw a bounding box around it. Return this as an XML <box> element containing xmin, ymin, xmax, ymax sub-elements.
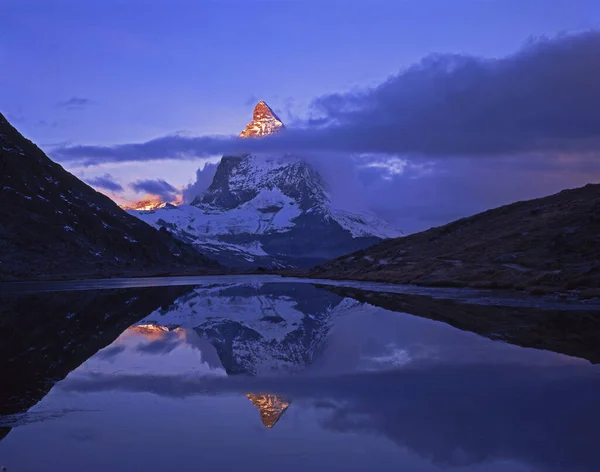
<box><xmin>1</xmin><ymin>277</ymin><xmax>599</xmax><ymax>472</ymax></box>
<box><xmin>245</xmin><ymin>393</ymin><xmax>291</xmax><ymax>429</ymax></box>
<box><xmin>107</xmin><ymin>322</ymin><xmax>292</xmax><ymax>429</ymax></box>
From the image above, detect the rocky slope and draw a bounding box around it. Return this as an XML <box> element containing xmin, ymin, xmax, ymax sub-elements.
<box><xmin>0</xmin><ymin>113</ymin><xmax>219</xmax><ymax>280</ymax></box>
<box><xmin>130</xmin><ymin>101</ymin><xmax>400</xmax><ymax>269</ymax></box>
<box><xmin>309</xmin><ymin>184</ymin><xmax>600</xmax><ymax>294</ymax></box>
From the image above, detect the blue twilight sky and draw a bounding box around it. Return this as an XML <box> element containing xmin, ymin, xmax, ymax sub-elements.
<box><xmin>2</xmin><ymin>0</ymin><xmax>600</xmax><ymax>231</ymax></box>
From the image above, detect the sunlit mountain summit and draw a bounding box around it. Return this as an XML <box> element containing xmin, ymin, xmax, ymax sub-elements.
<box><xmin>239</xmin><ymin>100</ymin><xmax>285</xmax><ymax>138</ymax></box>
<box><xmin>128</xmin><ymin>101</ymin><xmax>400</xmax><ymax>268</ymax></box>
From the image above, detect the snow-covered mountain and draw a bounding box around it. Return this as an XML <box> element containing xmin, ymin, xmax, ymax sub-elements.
<box><xmin>128</xmin><ymin>101</ymin><xmax>400</xmax><ymax>268</ymax></box>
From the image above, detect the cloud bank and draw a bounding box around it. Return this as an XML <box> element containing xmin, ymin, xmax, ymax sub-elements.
<box><xmin>54</xmin><ymin>31</ymin><xmax>600</xmax><ymax>165</ymax></box>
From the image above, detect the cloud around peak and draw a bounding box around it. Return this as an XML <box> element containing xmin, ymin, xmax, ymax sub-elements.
<box><xmin>53</xmin><ymin>31</ymin><xmax>600</xmax><ymax>166</ymax></box>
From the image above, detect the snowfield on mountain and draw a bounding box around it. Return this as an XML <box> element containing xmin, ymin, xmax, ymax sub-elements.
<box><xmin>128</xmin><ymin>101</ymin><xmax>400</xmax><ymax>268</ymax></box>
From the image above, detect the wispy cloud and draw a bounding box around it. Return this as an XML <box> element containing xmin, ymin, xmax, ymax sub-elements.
<box><xmin>86</xmin><ymin>173</ymin><xmax>123</xmax><ymax>192</ymax></box>
<box><xmin>181</xmin><ymin>161</ymin><xmax>219</xmax><ymax>203</ymax></box>
<box><xmin>129</xmin><ymin>179</ymin><xmax>178</xmax><ymax>201</ymax></box>
<box><xmin>56</xmin><ymin>97</ymin><xmax>94</xmax><ymax>110</ymax></box>
<box><xmin>53</xmin><ymin>31</ymin><xmax>600</xmax><ymax>165</ymax></box>
<box><xmin>364</xmin><ymin>157</ymin><xmax>409</xmax><ymax>179</ymax></box>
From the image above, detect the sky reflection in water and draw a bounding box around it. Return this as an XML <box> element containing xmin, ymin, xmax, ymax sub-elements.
<box><xmin>0</xmin><ymin>280</ymin><xmax>598</xmax><ymax>472</ymax></box>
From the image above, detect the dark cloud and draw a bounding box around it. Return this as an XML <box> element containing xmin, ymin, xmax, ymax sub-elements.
<box><xmin>86</xmin><ymin>173</ymin><xmax>124</xmax><ymax>192</ymax></box>
<box><xmin>49</xmin><ymin>31</ymin><xmax>600</xmax><ymax>234</ymax></box>
<box><xmin>53</xmin><ymin>31</ymin><xmax>600</xmax><ymax>165</ymax></box>
<box><xmin>54</xmin><ymin>134</ymin><xmax>249</xmax><ymax>166</ymax></box>
<box><xmin>130</xmin><ymin>178</ymin><xmax>178</xmax><ymax>201</ymax></box>
<box><xmin>56</xmin><ymin>97</ymin><xmax>94</xmax><ymax>110</ymax></box>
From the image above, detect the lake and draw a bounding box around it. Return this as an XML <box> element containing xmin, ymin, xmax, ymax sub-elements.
<box><xmin>1</xmin><ymin>275</ymin><xmax>599</xmax><ymax>472</ymax></box>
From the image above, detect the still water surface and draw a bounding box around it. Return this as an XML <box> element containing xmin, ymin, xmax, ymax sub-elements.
<box><xmin>0</xmin><ymin>276</ymin><xmax>598</xmax><ymax>472</ymax></box>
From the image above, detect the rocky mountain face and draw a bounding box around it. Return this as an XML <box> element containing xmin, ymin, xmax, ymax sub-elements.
<box><xmin>239</xmin><ymin>100</ymin><xmax>285</xmax><ymax>138</ymax></box>
<box><xmin>130</xmin><ymin>101</ymin><xmax>400</xmax><ymax>269</ymax></box>
<box><xmin>0</xmin><ymin>113</ymin><xmax>219</xmax><ymax>280</ymax></box>
<box><xmin>309</xmin><ymin>184</ymin><xmax>600</xmax><ymax>295</ymax></box>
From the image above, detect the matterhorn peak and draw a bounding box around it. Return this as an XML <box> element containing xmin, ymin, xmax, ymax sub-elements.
<box><xmin>239</xmin><ymin>100</ymin><xmax>285</xmax><ymax>138</ymax></box>
<box><xmin>252</xmin><ymin>100</ymin><xmax>281</xmax><ymax>122</ymax></box>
